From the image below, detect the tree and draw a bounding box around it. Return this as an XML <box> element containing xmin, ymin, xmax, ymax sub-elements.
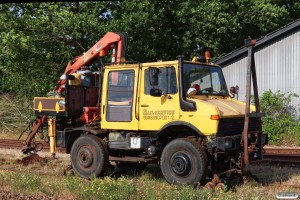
<box><xmin>1</xmin><ymin>1</ymin><xmax>299</xmax><ymax>97</ymax></box>
<box><xmin>0</xmin><ymin>2</ymin><xmax>110</xmax><ymax>96</ymax></box>
<box><xmin>107</xmin><ymin>0</ymin><xmax>299</xmax><ymax>60</ymax></box>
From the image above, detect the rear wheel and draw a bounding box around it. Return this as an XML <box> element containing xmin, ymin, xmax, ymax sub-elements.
<box><xmin>160</xmin><ymin>138</ymin><xmax>208</xmax><ymax>186</ymax></box>
<box><xmin>71</xmin><ymin>135</ymin><xmax>108</xmax><ymax>179</ymax></box>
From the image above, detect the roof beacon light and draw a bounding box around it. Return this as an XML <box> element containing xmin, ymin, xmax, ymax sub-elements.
<box><xmin>205</xmin><ymin>51</ymin><xmax>210</xmax><ymax>63</ymax></box>
<box><xmin>245</xmin><ymin>38</ymin><xmax>257</xmax><ymax>47</ymax></box>
<box><xmin>99</xmin><ymin>50</ymin><xmax>106</xmax><ymax>57</ymax></box>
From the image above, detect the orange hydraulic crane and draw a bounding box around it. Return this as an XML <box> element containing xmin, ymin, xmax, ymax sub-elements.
<box><xmin>55</xmin><ymin>32</ymin><xmax>127</xmax><ymax>94</ymax></box>
<box><xmin>22</xmin><ymin>32</ymin><xmax>128</xmax><ymax>154</ymax></box>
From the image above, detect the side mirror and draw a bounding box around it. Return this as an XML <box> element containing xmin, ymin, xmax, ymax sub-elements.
<box><xmin>149</xmin><ymin>67</ymin><xmax>160</xmax><ymax>86</ymax></box>
<box><xmin>150</xmin><ymin>88</ymin><xmax>162</xmax><ymax>97</ymax></box>
<box><xmin>230</xmin><ymin>85</ymin><xmax>239</xmax><ymax>99</ymax></box>
<box><xmin>230</xmin><ymin>85</ymin><xmax>239</xmax><ymax>94</ymax></box>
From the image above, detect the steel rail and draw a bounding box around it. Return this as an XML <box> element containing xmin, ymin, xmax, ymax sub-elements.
<box><xmin>262</xmin><ymin>146</ymin><xmax>300</xmax><ymax>166</ymax></box>
<box><xmin>263</xmin><ymin>146</ymin><xmax>300</xmax><ymax>155</ymax></box>
<box><xmin>1</xmin><ymin>139</ymin><xmax>300</xmax><ymax>165</ymax></box>
<box><xmin>0</xmin><ymin>139</ymin><xmax>66</xmax><ymax>153</ymax></box>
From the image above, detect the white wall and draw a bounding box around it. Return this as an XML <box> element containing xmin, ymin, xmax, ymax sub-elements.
<box><xmin>221</xmin><ymin>29</ymin><xmax>300</xmax><ymax>111</ymax></box>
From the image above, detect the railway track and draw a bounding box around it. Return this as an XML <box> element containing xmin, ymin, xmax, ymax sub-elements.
<box><xmin>0</xmin><ymin>139</ymin><xmax>66</xmax><ymax>153</ymax></box>
<box><xmin>0</xmin><ymin>139</ymin><xmax>300</xmax><ymax>166</ymax></box>
<box><xmin>262</xmin><ymin>146</ymin><xmax>300</xmax><ymax>166</ymax></box>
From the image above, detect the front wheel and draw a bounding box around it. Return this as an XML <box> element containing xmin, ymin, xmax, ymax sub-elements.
<box><xmin>70</xmin><ymin>135</ymin><xmax>108</xmax><ymax>179</ymax></box>
<box><xmin>160</xmin><ymin>138</ymin><xmax>208</xmax><ymax>186</ymax></box>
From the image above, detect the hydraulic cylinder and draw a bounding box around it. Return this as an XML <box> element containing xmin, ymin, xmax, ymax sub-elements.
<box><xmin>48</xmin><ymin>117</ymin><xmax>56</xmax><ymax>157</ymax></box>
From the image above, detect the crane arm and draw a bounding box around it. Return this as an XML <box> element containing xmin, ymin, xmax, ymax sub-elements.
<box><xmin>56</xmin><ymin>32</ymin><xmax>127</xmax><ymax>93</ymax></box>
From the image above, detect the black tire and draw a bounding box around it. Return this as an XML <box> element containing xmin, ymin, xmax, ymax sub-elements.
<box><xmin>70</xmin><ymin>135</ymin><xmax>108</xmax><ymax>179</ymax></box>
<box><xmin>116</xmin><ymin>162</ymin><xmax>148</xmax><ymax>174</ymax></box>
<box><xmin>160</xmin><ymin>138</ymin><xmax>208</xmax><ymax>186</ymax></box>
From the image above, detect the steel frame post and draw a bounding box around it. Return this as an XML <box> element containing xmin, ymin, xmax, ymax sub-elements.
<box><xmin>243</xmin><ymin>39</ymin><xmax>259</xmax><ymax>166</ymax></box>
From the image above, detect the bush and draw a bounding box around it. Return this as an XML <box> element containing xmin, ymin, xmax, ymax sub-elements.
<box><xmin>259</xmin><ymin>90</ymin><xmax>299</xmax><ymax>145</ymax></box>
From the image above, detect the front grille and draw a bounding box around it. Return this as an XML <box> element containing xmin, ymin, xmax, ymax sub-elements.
<box><xmin>217</xmin><ymin>118</ymin><xmax>259</xmax><ymax>136</ymax></box>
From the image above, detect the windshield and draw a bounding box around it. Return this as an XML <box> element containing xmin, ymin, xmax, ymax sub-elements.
<box><xmin>183</xmin><ymin>62</ymin><xmax>229</xmax><ymax>96</ymax></box>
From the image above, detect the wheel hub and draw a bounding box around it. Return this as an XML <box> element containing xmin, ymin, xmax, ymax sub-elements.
<box><xmin>171</xmin><ymin>152</ymin><xmax>191</xmax><ymax>176</ymax></box>
<box><xmin>78</xmin><ymin>147</ymin><xmax>93</xmax><ymax>168</ymax></box>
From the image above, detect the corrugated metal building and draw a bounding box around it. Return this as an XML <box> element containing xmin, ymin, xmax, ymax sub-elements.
<box><xmin>215</xmin><ymin>18</ymin><xmax>300</xmax><ymax>109</ymax></box>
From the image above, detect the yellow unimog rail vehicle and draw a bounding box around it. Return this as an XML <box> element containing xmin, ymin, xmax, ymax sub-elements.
<box><xmin>26</xmin><ymin>33</ymin><xmax>267</xmax><ymax>187</ymax></box>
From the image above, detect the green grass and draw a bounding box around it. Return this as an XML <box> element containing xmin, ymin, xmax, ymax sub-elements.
<box><xmin>0</xmin><ymin>171</ymin><xmax>229</xmax><ymax>200</ymax></box>
<box><xmin>0</xmin><ymin>160</ymin><xmax>300</xmax><ymax>200</ymax></box>
<box><xmin>0</xmin><ymin>147</ymin><xmax>299</xmax><ymax>200</ymax></box>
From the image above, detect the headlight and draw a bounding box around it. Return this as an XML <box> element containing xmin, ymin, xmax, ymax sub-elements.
<box><xmin>224</xmin><ymin>138</ymin><xmax>233</xmax><ymax>148</ymax></box>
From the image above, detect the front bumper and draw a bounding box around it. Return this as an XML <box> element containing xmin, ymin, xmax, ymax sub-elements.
<box><xmin>216</xmin><ymin>133</ymin><xmax>268</xmax><ymax>151</ymax></box>
<box><xmin>217</xmin><ymin>135</ymin><xmax>241</xmax><ymax>151</ymax></box>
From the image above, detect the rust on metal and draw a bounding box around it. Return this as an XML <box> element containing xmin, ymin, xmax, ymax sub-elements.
<box><xmin>263</xmin><ymin>146</ymin><xmax>300</xmax><ymax>155</ymax></box>
<box><xmin>204</xmin><ymin>174</ymin><xmax>226</xmax><ymax>190</ymax></box>
<box><xmin>16</xmin><ymin>154</ymin><xmax>47</xmax><ymax>166</ymax></box>
<box><xmin>243</xmin><ymin>38</ymin><xmax>263</xmax><ymax>167</ymax></box>
<box><xmin>0</xmin><ymin>139</ymin><xmax>66</xmax><ymax>153</ymax></box>
<box><xmin>249</xmin><ymin>39</ymin><xmax>263</xmax><ymax>162</ymax></box>
<box><xmin>263</xmin><ymin>146</ymin><xmax>300</xmax><ymax>165</ymax></box>
<box><xmin>248</xmin><ymin>146</ymin><xmax>300</xmax><ymax>167</ymax></box>
<box><xmin>243</xmin><ymin>39</ymin><xmax>254</xmax><ymax>166</ymax></box>
<box><xmin>109</xmin><ymin>156</ymin><xmax>157</xmax><ymax>163</ymax></box>
<box><xmin>24</xmin><ymin>115</ymin><xmax>47</xmax><ymax>147</ymax></box>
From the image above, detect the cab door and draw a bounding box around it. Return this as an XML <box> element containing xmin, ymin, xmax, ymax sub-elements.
<box><xmin>101</xmin><ymin>66</ymin><xmax>139</xmax><ymax>130</ymax></box>
<box><xmin>139</xmin><ymin>65</ymin><xmax>180</xmax><ymax>130</ymax></box>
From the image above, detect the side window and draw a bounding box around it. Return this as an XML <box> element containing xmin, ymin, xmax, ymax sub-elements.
<box><xmin>144</xmin><ymin>66</ymin><xmax>177</xmax><ymax>94</ymax></box>
<box><xmin>106</xmin><ymin>70</ymin><xmax>134</xmax><ymax>122</ymax></box>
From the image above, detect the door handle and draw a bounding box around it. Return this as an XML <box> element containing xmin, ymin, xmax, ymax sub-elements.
<box><xmin>141</xmin><ymin>105</ymin><xmax>149</xmax><ymax>107</ymax></box>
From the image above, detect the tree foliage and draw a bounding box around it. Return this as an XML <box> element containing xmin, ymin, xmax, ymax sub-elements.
<box><xmin>0</xmin><ymin>1</ymin><xmax>299</xmax><ymax>97</ymax></box>
<box><xmin>0</xmin><ymin>2</ymin><xmax>109</xmax><ymax>96</ymax></box>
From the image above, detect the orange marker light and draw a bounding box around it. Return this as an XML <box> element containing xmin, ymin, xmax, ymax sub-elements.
<box><xmin>210</xmin><ymin>115</ymin><xmax>220</xmax><ymax>120</ymax></box>
<box><xmin>205</xmin><ymin>51</ymin><xmax>210</xmax><ymax>63</ymax></box>
<box><xmin>99</xmin><ymin>50</ymin><xmax>106</xmax><ymax>57</ymax></box>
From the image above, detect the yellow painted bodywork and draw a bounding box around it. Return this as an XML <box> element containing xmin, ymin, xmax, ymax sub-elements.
<box><xmin>190</xmin><ymin>96</ymin><xmax>250</xmax><ymax>117</ymax></box>
<box><xmin>34</xmin><ymin>60</ymin><xmax>251</xmax><ymax>140</ymax></box>
<box><xmin>138</xmin><ymin>61</ymin><xmax>180</xmax><ymax>130</ymax></box>
<box><xmin>99</xmin><ymin>60</ymin><xmax>251</xmax><ymax>136</ymax></box>
<box><xmin>184</xmin><ymin>97</ymin><xmax>254</xmax><ymax>135</ymax></box>
<box><xmin>101</xmin><ymin>64</ymin><xmax>140</xmax><ymax>130</ymax></box>
<box><xmin>48</xmin><ymin>117</ymin><xmax>56</xmax><ymax>157</ymax></box>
